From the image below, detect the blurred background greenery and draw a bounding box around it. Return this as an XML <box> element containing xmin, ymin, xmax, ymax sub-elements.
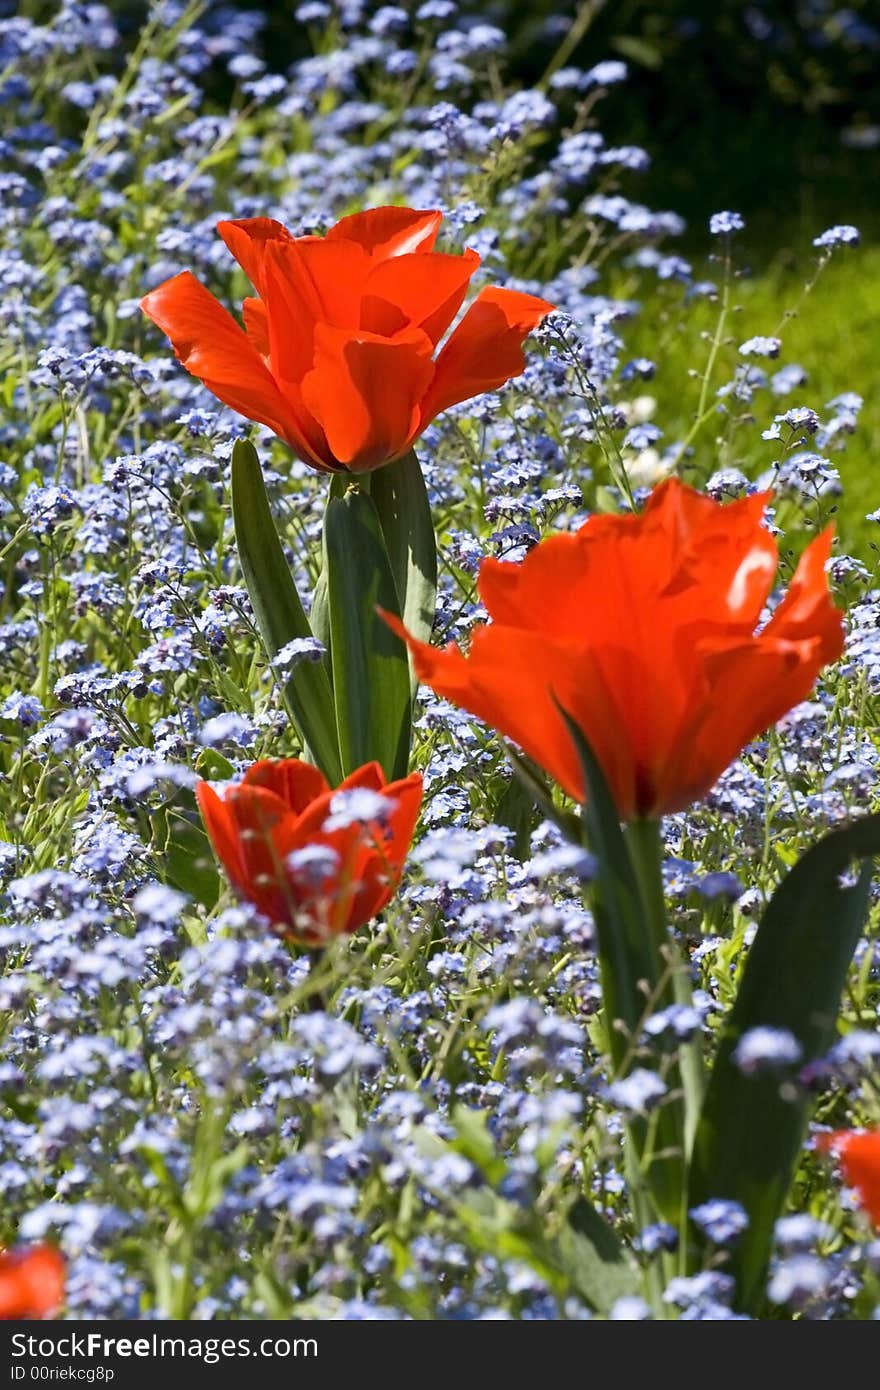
<box><xmin>22</xmin><ymin>0</ymin><xmax>879</xmax><ymax>555</ymax></box>
<box><xmin>470</xmin><ymin>0</ymin><xmax>880</xmax><ymax>256</ymax></box>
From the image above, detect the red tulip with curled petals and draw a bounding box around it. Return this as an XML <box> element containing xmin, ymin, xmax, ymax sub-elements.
<box><xmin>141</xmin><ymin>205</ymin><xmax>554</xmax><ymax>474</ymax></box>
<box><xmin>0</xmin><ymin>1246</ymin><xmax>65</xmax><ymax>1319</ymax></box>
<box><xmin>196</xmin><ymin>758</ymin><xmax>422</xmax><ymax>944</ymax></box>
<box><xmin>820</xmin><ymin>1130</ymin><xmax>880</xmax><ymax>1227</ymax></box>
<box><xmin>384</xmin><ymin>477</ymin><xmax>844</xmax><ymax>821</ymax></box>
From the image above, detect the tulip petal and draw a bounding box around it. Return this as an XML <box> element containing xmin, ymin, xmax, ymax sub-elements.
<box><xmin>377</xmin><ymin>769</ymin><xmax>423</xmax><ymax>878</ymax></box>
<box><xmin>260</xmin><ymin>239</ymin><xmax>373</xmax><ymax>381</ymax></box>
<box><xmin>419</xmin><ymin>286</ymin><xmax>554</xmax><ymax>424</ymax></box>
<box><xmin>387</xmin><ymin>476</ymin><xmax>842</xmax><ymax>820</ymax></box>
<box><xmin>326</xmin><ymin>206</ymin><xmax>442</xmax><ymax>259</ymax></box>
<box><xmin>479</xmin><ymin>479</ymin><xmax>777</xmax><ymax>657</ymax></box>
<box><xmin>301</xmin><ymin>324</ymin><xmax>435</xmax><ymax>471</ymax></box>
<box><xmin>196</xmin><ymin>781</ymin><xmax>249</xmax><ymax>898</ymax></box>
<box><xmin>288</xmin><ymin>768</ymin><xmax>422</xmax><ymax>934</ymax></box>
<box><xmin>338</xmin><ymin>761</ymin><xmax>387</xmax><ymax>794</ymax></box>
<box><xmin>217</xmin><ymin>217</ymin><xmax>295</xmax><ymax>294</ymax></box>
<box><xmin>361</xmin><ymin>248</ymin><xmax>480</xmax><ymax>344</ymax></box>
<box><xmin>241</xmin><ymin>758</ymin><xmax>329</xmax><ymax>815</ymax></box>
<box><xmin>662</xmin><ymin>626</ymin><xmax>842</xmax><ymax>816</ymax></box>
<box><xmin>198</xmin><ymin>779</ymin><xmax>299</xmax><ymax>921</ymax></box>
<box><xmin>0</xmin><ymin>1247</ymin><xmax>65</xmax><ymax>1320</ymax></box>
<box><xmin>297</xmin><ymin>239</ymin><xmax>372</xmax><ymax>325</ymax></box>
<box><xmin>383</xmin><ymin>612</ymin><xmax>639</xmax><ymax>808</ymax></box>
<box><xmin>654</xmin><ymin>481</ymin><xmax>776</xmax><ymax>628</ymax></box>
<box><xmin>242</xmin><ymin>297</ymin><xmax>270</xmax><ymax>356</ymax></box>
<box><xmin>140</xmin><ymin>271</ymin><xmax>309</xmax><ymax>449</ymax></box>
<box><xmin>762</xmin><ymin>527</ymin><xmax>842</xmax><ymax>660</ymax></box>
<box><xmin>826</xmin><ymin>1131</ymin><xmax>880</xmax><ymax>1227</ymax></box>
<box><xmin>259</xmin><ymin>241</ymin><xmax>326</xmax><ymax>382</ymax></box>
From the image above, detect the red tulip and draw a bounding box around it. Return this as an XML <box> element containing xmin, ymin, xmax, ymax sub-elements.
<box><xmin>0</xmin><ymin>1245</ymin><xmax>65</xmax><ymax>1319</ymax></box>
<box><xmin>821</xmin><ymin>1130</ymin><xmax>880</xmax><ymax>1227</ymax></box>
<box><xmin>196</xmin><ymin>758</ymin><xmax>422</xmax><ymax>943</ymax></box>
<box><xmin>385</xmin><ymin>478</ymin><xmax>844</xmax><ymax>820</ymax></box>
<box><xmin>141</xmin><ymin>206</ymin><xmax>553</xmax><ymax>473</ymax></box>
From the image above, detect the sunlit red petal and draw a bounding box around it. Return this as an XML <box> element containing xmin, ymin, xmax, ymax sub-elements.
<box><xmin>762</xmin><ymin>527</ymin><xmax>843</xmax><ymax>661</ymax></box>
<box><xmin>0</xmin><ymin>1246</ymin><xmax>65</xmax><ymax>1320</ymax></box>
<box><xmin>301</xmin><ymin>325</ymin><xmax>435</xmax><ymax>471</ymax></box>
<box><xmin>242</xmin><ymin>297</ymin><xmax>270</xmax><ymax>357</ymax></box>
<box><xmin>288</xmin><ymin>761</ymin><xmax>386</xmax><ymax>842</ymax></box>
<box><xmin>383</xmin><ymin>612</ymin><xmax>635</xmax><ymax>808</ymax></box>
<box><xmin>216</xmin><ymin>217</ymin><xmax>294</xmax><ymax>294</ymax></box>
<box><xmin>140</xmin><ymin>272</ymin><xmax>306</xmax><ymax>448</ymax></box>
<box><xmin>312</xmin><ymin>769</ymin><xmax>422</xmax><ymax>933</ymax></box>
<box><xmin>200</xmin><ymin>757</ymin><xmax>422</xmax><ymax>942</ymax></box>
<box><xmin>196</xmin><ymin>781</ymin><xmax>249</xmax><ymax>898</ymax></box>
<box><xmin>656</xmin><ymin>483</ymin><xmax>777</xmax><ymax>629</ymax></box>
<box><xmin>659</xmin><ymin>630</ymin><xmax>839</xmax><ymax>816</ymax></box>
<box><xmin>326</xmin><ymin>206</ymin><xmax>442</xmax><ymax>259</ymax></box>
<box><xmin>223</xmin><ymin>785</ymin><xmax>301</xmax><ymax>924</ymax></box>
<box><xmin>419</xmin><ymin>286</ymin><xmax>554</xmax><ymax>423</ymax></box>
<box><xmin>384</xmin><ymin>475</ymin><xmax>843</xmax><ymax>820</ymax></box>
<box><xmin>360</xmin><ymin>248</ymin><xmax>480</xmax><ymax>344</ymax></box>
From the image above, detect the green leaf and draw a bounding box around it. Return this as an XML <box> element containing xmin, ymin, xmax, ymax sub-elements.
<box><xmin>450</xmin><ymin>1106</ymin><xmax>507</xmax><ymax>1186</ymax></box>
<box><xmin>556</xmin><ymin>702</ymin><xmax>687</xmax><ymax>1225</ymax></box>
<box><xmin>558</xmin><ymin>1196</ymin><xmax>639</xmax><ymax>1314</ymax></box>
<box><xmin>324</xmin><ymin>484</ymin><xmax>411</xmax><ymax>780</ymax></box>
<box><xmin>194</xmin><ymin>748</ymin><xmax>235</xmax><ymax>782</ymax></box>
<box><xmin>611</xmin><ymin>34</ymin><xmax>664</xmax><ymax>70</ymax></box>
<box><xmin>309</xmin><ymin>567</ymin><xmax>330</xmax><ymax>663</ymax></box>
<box><xmin>554</xmin><ymin>705</ymin><xmax>658</xmax><ymax>1049</ymax></box>
<box><xmin>370</xmin><ymin>449</ymin><xmax>437</xmax><ymax>693</ymax></box>
<box><xmin>160</xmin><ymin>800</ymin><xmax>221</xmax><ymax>910</ymax></box>
<box><xmin>230</xmin><ymin>439</ymin><xmax>341</xmax><ymax>784</ymax></box>
<box><xmin>504</xmin><ymin>744</ymin><xmax>581</xmax><ymax>843</ymax></box>
<box><xmin>688</xmin><ymin>813</ymin><xmax>880</xmax><ymax>1311</ymax></box>
<box><xmin>309</xmin><ymin>473</ymin><xmax>348</xmax><ymax>674</ymax></box>
<box><xmin>152</xmin><ymin>795</ymin><xmax>219</xmax><ymax>911</ymax></box>
<box><xmin>491</xmin><ymin>772</ymin><xmax>540</xmax><ymax>861</ymax></box>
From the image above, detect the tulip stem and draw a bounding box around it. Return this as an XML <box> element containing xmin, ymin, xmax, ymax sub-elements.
<box><xmin>305</xmin><ymin>946</ymin><xmax>328</xmax><ymax>1013</ymax></box>
<box><xmin>625</xmin><ymin>818</ymin><xmax>704</xmax><ymax>1152</ymax></box>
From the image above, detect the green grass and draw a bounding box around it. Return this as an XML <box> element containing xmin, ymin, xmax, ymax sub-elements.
<box><xmin>619</xmin><ymin>245</ymin><xmax>880</xmax><ymax>563</ymax></box>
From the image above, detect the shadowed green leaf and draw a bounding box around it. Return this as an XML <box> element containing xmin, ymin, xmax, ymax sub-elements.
<box><xmin>688</xmin><ymin>813</ymin><xmax>880</xmax><ymax>1311</ymax></box>
<box><xmin>309</xmin><ymin>473</ymin><xmax>348</xmax><ymax>675</ymax></box>
<box><xmin>230</xmin><ymin>439</ymin><xmax>341</xmax><ymax>784</ymax></box>
<box><xmin>558</xmin><ymin>1196</ymin><xmax>639</xmax><ymax>1314</ymax></box>
<box><xmin>370</xmin><ymin>449</ymin><xmax>437</xmax><ymax>694</ymax></box>
<box><xmin>324</xmin><ymin>485</ymin><xmax>411</xmax><ymax>780</ymax></box>
<box><xmin>153</xmin><ymin>796</ymin><xmax>220</xmax><ymax>910</ymax></box>
<box><xmin>504</xmin><ymin>744</ymin><xmax>581</xmax><ymax>843</ymax></box>
<box><xmin>556</xmin><ymin>702</ymin><xmax>687</xmax><ymax>1225</ymax></box>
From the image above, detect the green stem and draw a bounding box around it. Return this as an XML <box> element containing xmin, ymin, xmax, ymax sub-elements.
<box><xmin>625</xmin><ymin>819</ymin><xmax>704</xmax><ymax>1238</ymax></box>
<box><xmin>305</xmin><ymin>946</ymin><xmax>328</xmax><ymax>1013</ymax></box>
<box><xmin>627</xmin><ymin>820</ymin><xmax>704</xmax><ymax>1141</ymax></box>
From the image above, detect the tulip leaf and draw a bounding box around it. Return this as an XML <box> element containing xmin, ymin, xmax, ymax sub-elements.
<box><xmin>504</xmin><ymin>744</ymin><xmax>581</xmax><ymax>844</ymax></box>
<box><xmin>555</xmin><ymin>704</ymin><xmax>659</xmax><ymax>1048</ymax></box>
<box><xmin>324</xmin><ymin>484</ymin><xmax>411</xmax><ymax>781</ymax></box>
<box><xmin>370</xmin><ymin>449</ymin><xmax>437</xmax><ymax>694</ymax></box>
<box><xmin>558</xmin><ymin>1196</ymin><xmax>640</xmax><ymax>1314</ymax></box>
<box><xmin>688</xmin><ymin>813</ymin><xmax>880</xmax><ymax>1312</ymax></box>
<box><xmin>491</xmin><ymin>772</ymin><xmax>541</xmax><ymax>861</ymax></box>
<box><xmin>152</xmin><ymin>797</ymin><xmax>220</xmax><ymax>910</ymax></box>
<box><xmin>230</xmin><ymin>439</ymin><xmax>341</xmax><ymax>784</ymax></box>
<box><xmin>556</xmin><ymin>702</ymin><xmax>688</xmax><ymax>1226</ymax></box>
<box><xmin>309</xmin><ymin>473</ymin><xmax>348</xmax><ymax>674</ymax></box>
